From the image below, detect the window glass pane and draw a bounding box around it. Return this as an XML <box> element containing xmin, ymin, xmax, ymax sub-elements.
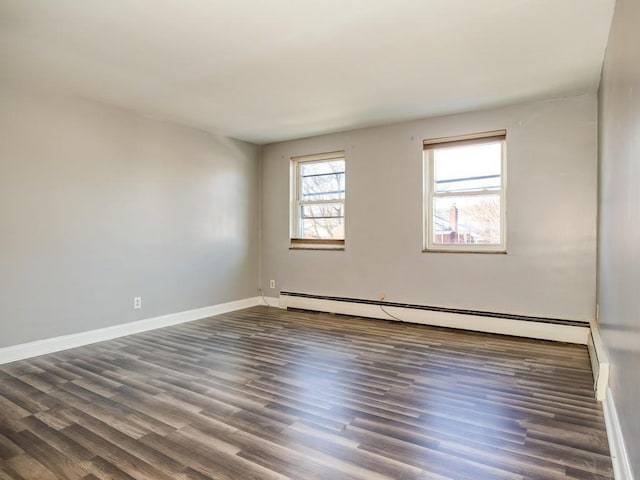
<box><xmin>434</xmin><ymin>142</ymin><xmax>501</xmax><ymax>193</ymax></box>
<box><xmin>300</xmin><ymin>203</ymin><xmax>344</xmax><ymax>239</ymax></box>
<box><xmin>432</xmin><ymin>195</ymin><xmax>501</xmax><ymax>246</ymax></box>
<box><xmin>300</xmin><ymin>160</ymin><xmax>345</xmax><ymax>201</ymax></box>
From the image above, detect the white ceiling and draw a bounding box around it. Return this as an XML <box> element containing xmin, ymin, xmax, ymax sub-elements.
<box><xmin>0</xmin><ymin>0</ymin><xmax>615</xmax><ymax>144</ymax></box>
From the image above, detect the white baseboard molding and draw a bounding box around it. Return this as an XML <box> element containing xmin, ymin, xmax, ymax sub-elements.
<box><xmin>588</xmin><ymin>321</ymin><xmax>610</xmax><ymax>401</ymax></box>
<box><xmin>604</xmin><ymin>388</ymin><xmax>635</xmax><ymax>480</ymax></box>
<box><xmin>261</xmin><ymin>296</ymin><xmax>280</xmax><ymax>308</ymax></box>
<box><xmin>279</xmin><ymin>295</ymin><xmax>589</xmax><ymax>344</ymax></box>
<box><xmin>0</xmin><ymin>296</ymin><xmax>263</xmax><ymax>365</ymax></box>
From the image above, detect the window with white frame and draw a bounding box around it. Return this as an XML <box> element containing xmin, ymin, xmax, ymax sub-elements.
<box><xmin>291</xmin><ymin>151</ymin><xmax>345</xmax><ymax>248</ymax></box>
<box><xmin>423</xmin><ymin>130</ymin><xmax>506</xmax><ymax>252</ymax></box>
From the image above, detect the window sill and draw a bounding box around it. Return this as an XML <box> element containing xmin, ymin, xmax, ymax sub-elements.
<box><xmin>290</xmin><ymin>238</ymin><xmax>344</xmax><ymax>250</ymax></box>
<box><xmin>290</xmin><ymin>246</ymin><xmax>345</xmax><ymax>251</ymax></box>
<box><xmin>422</xmin><ymin>249</ymin><xmax>507</xmax><ymax>254</ymax></box>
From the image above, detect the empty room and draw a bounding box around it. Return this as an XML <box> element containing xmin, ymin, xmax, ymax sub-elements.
<box><xmin>0</xmin><ymin>1</ymin><xmax>638</xmax><ymax>479</ymax></box>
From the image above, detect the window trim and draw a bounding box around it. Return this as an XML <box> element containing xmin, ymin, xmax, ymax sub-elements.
<box><xmin>423</xmin><ymin>130</ymin><xmax>507</xmax><ymax>253</ymax></box>
<box><xmin>290</xmin><ymin>150</ymin><xmax>346</xmax><ymax>249</ymax></box>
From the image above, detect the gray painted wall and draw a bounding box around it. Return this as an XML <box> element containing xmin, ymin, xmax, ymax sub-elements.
<box><xmin>598</xmin><ymin>0</ymin><xmax>640</xmax><ymax>475</ymax></box>
<box><xmin>261</xmin><ymin>95</ymin><xmax>598</xmax><ymax>321</ymax></box>
<box><xmin>0</xmin><ymin>83</ymin><xmax>259</xmax><ymax>348</ymax></box>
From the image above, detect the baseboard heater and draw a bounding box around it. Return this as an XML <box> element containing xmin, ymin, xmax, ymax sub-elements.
<box><xmin>279</xmin><ymin>291</ymin><xmax>590</xmax><ymax>345</ymax></box>
<box><xmin>587</xmin><ymin>321</ymin><xmax>610</xmax><ymax>401</ymax></box>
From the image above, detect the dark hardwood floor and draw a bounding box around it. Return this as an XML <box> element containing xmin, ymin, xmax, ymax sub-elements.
<box><xmin>0</xmin><ymin>306</ymin><xmax>612</xmax><ymax>479</ymax></box>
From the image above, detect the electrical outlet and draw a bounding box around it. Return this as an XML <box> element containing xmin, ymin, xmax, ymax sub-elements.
<box><xmin>380</xmin><ymin>293</ymin><xmax>386</xmax><ymax>301</ymax></box>
<box><xmin>269</xmin><ymin>279</ymin><xmax>276</xmax><ymax>289</ymax></box>
<box><xmin>133</xmin><ymin>297</ymin><xmax>142</xmax><ymax>309</ymax></box>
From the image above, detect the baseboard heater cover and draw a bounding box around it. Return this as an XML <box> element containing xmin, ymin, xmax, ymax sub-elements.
<box><xmin>279</xmin><ymin>291</ymin><xmax>590</xmax><ymax>344</ymax></box>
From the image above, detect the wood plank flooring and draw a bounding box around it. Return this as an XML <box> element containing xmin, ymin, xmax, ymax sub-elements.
<box><xmin>0</xmin><ymin>306</ymin><xmax>612</xmax><ymax>479</ymax></box>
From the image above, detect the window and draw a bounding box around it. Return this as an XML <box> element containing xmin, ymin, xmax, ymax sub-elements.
<box><xmin>423</xmin><ymin>130</ymin><xmax>506</xmax><ymax>252</ymax></box>
<box><xmin>291</xmin><ymin>151</ymin><xmax>345</xmax><ymax>249</ymax></box>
